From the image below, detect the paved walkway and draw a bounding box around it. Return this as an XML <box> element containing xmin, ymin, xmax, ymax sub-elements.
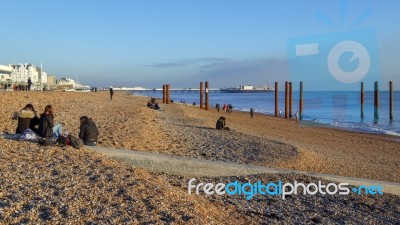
<box><xmin>87</xmin><ymin>146</ymin><xmax>400</xmax><ymax>196</ymax></box>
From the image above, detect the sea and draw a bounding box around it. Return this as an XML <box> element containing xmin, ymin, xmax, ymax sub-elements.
<box><xmin>133</xmin><ymin>91</ymin><xmax>400</xmax><ymax>136</ymax></box>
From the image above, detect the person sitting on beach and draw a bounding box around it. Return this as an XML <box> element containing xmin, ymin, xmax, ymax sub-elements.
<box><xmin>79</xmin><ymin>116</ymin><xmax>99</xmax><ymax>146</ymax></box>
<box><xmin>15</xmin><ymin>104</ymin><xmax>40</xmax><ymax>134</ymax></box>
<box><xmin>38</xmin><ymin>105</ymin><xmax>63</xmax><ymax>139</ymax></box>
<box><xmin>147</xmin><ymin>98</ymin><xmax>162</xmax><ymax>110</ymax></box>
<box><xmin>154</xmin><ymin>103</ymin><xmax>161</xmax><ymax>110</ymax></box>
<box><xmin>216</xmin><ymin>116</ymin><xmax>230</xmax><ymax>130</ymax></box>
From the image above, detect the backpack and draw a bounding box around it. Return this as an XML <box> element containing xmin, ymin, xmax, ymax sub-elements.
<box><xmin>38</xmin><ymin>137</ymin><xmax>57</xmax><ymax>146</ymax></box>
<box><xmin>57</xmin><ymin>135</ymin><xmax>69</xmax><ymax>147</ymax></box>
<box><xmin>68</xmin><ymin>135</ymin><xmax>84</xmax><ymax>149</ymax></box>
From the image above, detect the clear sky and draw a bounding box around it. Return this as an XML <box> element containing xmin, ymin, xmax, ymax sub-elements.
<box><xmin>0</xmin><ymin>0</ymin><xmax>399</xmax><ymax>90</ymax></box>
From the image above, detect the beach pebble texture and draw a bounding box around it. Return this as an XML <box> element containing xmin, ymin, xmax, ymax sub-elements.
<box><xmin>157</xmin><ymin>105</ymin><xmax>299</xmax><ymax>165</ymax></box>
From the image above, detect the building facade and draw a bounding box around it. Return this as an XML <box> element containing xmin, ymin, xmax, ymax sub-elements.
<box><xmin>47</xmin><ymin>75</ymin><xmax>57</xmax><ymax>86</ymax></box>
<box><xmin>57</xmin><ymin>78</ymin><xmax>76</xmax><ymax>85</ymax></box>
<box><xmin>0</xmin><ymin>65</ymin><xmax>13</xmax><ymax>83</ymax></box>
<box><xmin>10</xmin><ymin>63</ymin><xmax>48</xmax><ymax>85</ymax></box>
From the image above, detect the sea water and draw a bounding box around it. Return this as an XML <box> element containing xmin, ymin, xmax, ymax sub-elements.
<box><xmin>134</xmin><ymin>91</ymin><xmax>400</xmax><ymax>136</ymax></box>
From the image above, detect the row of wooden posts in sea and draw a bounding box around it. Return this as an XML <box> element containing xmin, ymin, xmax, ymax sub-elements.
<box><xmin>162</xmin><ymin>81</ymin><xmax>395</xmax><ymax>121</ymax></box>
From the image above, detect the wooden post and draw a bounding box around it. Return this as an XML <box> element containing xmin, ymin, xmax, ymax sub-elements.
<box><xmin>200</xmin><ymin>82</ymin><xmax>204</xmax><ymax>109</ymax></box>
<box><xmin>374</xmin><ymin>81</ymin><xmax>379</xmax><ymax>122</ymax></box>
<box><xmin>166</xmin><ymin>84</ymin><xmax>170</xmax><ymax>104</ymax></box>
<box><xmin>285</xmin><ymin>81</ymin><xmax>288</xmax><ymax>118</ymax></box>
<box><xmin>360</xmin><ymin>82</ymin><xmax>364</xmax><ymax>119</ymax></box>
<box><xmin>162</xmin><ymin>85</ymin><xmax>166</xmax><ymax>103</ymax></box>
<box><xmin>389</xmin><ymin>81</ymin><xmax>394</xmax><ymax>121</ymax></box>
<box><xmin>205</xmin><ymin>81</ymin><xmax>209</xmax><ymax>110</ymax></box>
<box><xmin>275</xmin><ymin>82</ymin><xmax>278</xmax><ymax>117</ymax></box>
<box><xmin>299</xmin><ymin>81</ymin><xmax>303</xmax><ymax>120</ymax></box>
<box><xmin>289</xmin><ymin>82</ymin><xmax>293</xmax><ymax>118</ymax></box>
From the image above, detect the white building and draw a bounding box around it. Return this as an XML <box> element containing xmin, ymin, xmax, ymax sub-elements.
<box><xmin>10</xmin><ymin>63</ymin><xmax>48</xmax><ymax>85</ymax></box>
<box><xmin>40</xmin><ymin>71</ymin><xmax>47</xmax><ymax>84</ymax></box>
<box><xmin>57</xmin><ymin>78</ymin><xmax>76</xmax><ymax>85</ymax></box>
<box><xmin>0</xmin><ymin>65</ymin><xmax>13</xmax><ymax>83</ymax></box>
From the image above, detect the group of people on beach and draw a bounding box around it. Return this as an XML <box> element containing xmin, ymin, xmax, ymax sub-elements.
<box><xmin>147</xmin><ymin>97</ymin><xmax>161</xmax><ymax>110</ymax></box>
<box><xmin>12</xmin><ymin>104</ymin><xmax>99</xmax><ymax>146</ymax></box>
<box><xmin>215</xmin><ymin>103</ymin><xmax>233</xmax><ymax>114</ymax></box>
<box><xmin>278</xmin><ymin>108</ymin><xmax>299</xmax><ymax>121</ymax></box>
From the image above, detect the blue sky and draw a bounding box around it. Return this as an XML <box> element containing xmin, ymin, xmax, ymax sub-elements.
<box><xmin>0</xmin><ymin>0</ymin><xmax>399</xmax><ymax>90</ymax></box>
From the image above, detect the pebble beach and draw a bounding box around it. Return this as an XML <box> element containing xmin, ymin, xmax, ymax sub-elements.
<box><xmin>0</xmin><ymin>91</ymin><xmax>399</xmax><ymax>224</ymax></box>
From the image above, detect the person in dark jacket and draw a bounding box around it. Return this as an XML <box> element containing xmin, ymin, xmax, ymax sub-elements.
<box><xmin>109</xmin><ymin>87</ymin><xmax>114</xmax><ymax>100</ymax></box>
<box><xmin>38</xmin><ymin>105</ymin><xmax>63</xmax><ymax>138</ymax></box>
<box><xmin>216</xmin><ymin>116</ymin><xmax>230</xmax><ymax>130</ymax></box>
<box><xmin>250</xmin><ymin>108</ymin><xmax>254</xmax><ymax>118</ymax></box>
<box><xmin>79</xmin><ymin>116</ymin><xmax>99</xmax><ymax>146</ymax></box>
<box><xmin>16</xmin><ymin>104</ymin><xmax>40</xmax><ymax>134</ymax></box>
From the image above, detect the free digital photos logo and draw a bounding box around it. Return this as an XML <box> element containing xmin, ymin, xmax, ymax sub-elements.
<box><xmin>286</xmin><ymin>1</ymin><xmax>381</xmax><ymax>124</ymax></box>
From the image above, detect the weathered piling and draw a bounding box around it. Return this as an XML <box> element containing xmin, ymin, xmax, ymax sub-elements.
<box><xmin>360</xmin><ymin>82</ymin><xmax>364</xmax><ymax>119</ymax></box>
<box><xmin>285</xmin><ymin>81</ymin><xmax>289</xmax><ymax>118</ymax></box>
<box><xmin>200</xmin><ymin>82</ymin><xmax>204</xmax><ymax>109</ymax></box>
<box><xmin>289</xmin><ymin>82</ymin><xmax>293</xmax><ymax>118</ymax></box>
<box><xmin>389</xmin><ymin>81</ymin><xmax>394</xmax><ymax>121</ymax></box>
<box><xmin>205</xmin><ymin>81</ymin><xmax>209</xmax><ymax>110</ymax></box>
<box><xmin>374</xmin><ymin>81</ymin><xmax>379</xmax><ymax>121</ymax></box>
<box><xmin>275</xmin><ymin>82</ymin><xmax>279</xmax><ymax>117</ymax></box>
<box><xmin>162</xmin><ymin>85</ymin><xmax>166</xmax><ymax>103</ymax></box>
<box><xmin>299</xmin><ymin>81</ymin><xmax>303</xmax><ymax>120</ymax></box>
<box><xmin>166</xmin><ymin>84</ymin><xmax>170</xmax><ymax>104</ymax></box>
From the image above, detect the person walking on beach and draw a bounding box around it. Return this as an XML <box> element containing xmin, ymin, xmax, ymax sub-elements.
<box><xmin>250</xmin><ymin>108</ymin><xmax>254</xmax><ymax>118</ymax></box>
<box><xmin>27</xmin><ymin>77</ymin><xmax>32</xmax><ymax>91</ymax></box>
<box><xmin>109</xmin><ymin>87</ymin><xmax>114</xmax><ymax>101</ymax></box>
<box><xmin>79</xmin><ymin>116</ymin><xmax>99</xmax><ymax>146</ymax></box>
<box><xmin>295</xmin><ymin>111</ymin><xmax>299</xmax><ymax>122</ymax></box>
<box><xmin>216</xmin><ymin>103</ymin><xmax>220</xmax><ymax>112</ymax></box>
<box><xmin>228</xmin><ymin>104</ymin><xmax>233</xmax><ymax>114</ymax></box>
<box><xmin>38</xmin><ymin>105</ymin><xmax>63</xmax><ymax>139</ymax></box>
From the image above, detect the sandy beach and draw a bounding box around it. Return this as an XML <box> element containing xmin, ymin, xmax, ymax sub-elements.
<box><xmin>0</xmin><ymin>91</ymin><xmax>399</xmax><ymax>224</ymax></box>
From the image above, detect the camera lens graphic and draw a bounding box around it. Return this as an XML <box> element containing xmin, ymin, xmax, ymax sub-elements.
<box><xmin>327</xmin><ymin>40</ymin><xmax>370</xmax><ymax>83</ymax></box>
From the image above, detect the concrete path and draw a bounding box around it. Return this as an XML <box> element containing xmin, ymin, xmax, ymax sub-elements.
<box><xmin>87</xmin><ymin>146</ymin><xmax>400</xmax><ymax>196</ymax></box>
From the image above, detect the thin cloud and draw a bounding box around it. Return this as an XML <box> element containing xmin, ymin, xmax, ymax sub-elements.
<box><xmin>140</xmin><ymin>57</ymin><xmax>232</xmax><ymax>68</ymax></box>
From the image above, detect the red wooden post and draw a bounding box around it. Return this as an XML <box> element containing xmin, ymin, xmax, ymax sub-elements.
<box><xmin>275</xmin><ymin>82</ymin><xmax>278</xmax><ymax>117</ymax></box>
<box><xmin>285</xmin><ymin>81</ymin><xmax>288</xmax><ymax>118</ymax></box>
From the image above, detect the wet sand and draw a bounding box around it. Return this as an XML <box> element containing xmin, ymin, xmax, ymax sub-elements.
<box><xmin>0</xmin><ymin>91</ymin><xmax>399</xmax><ymax>224</ymax></box>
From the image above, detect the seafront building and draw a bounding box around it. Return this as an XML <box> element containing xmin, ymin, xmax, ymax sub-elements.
<box><xmin>0</xmin><ymin>63</ymin><xmax>52</xmax><ymax>90</ymax></box>
<box><xmin>57</xmin><ymin>77</ymin><xmax>76</xmax><ymax>85</ymax></box>
<box><xmin>1</xmin><ymin>62</ymin><xmax>91</xmax><ymax>91</ymax></box>
<box><xmin>11</xmin><ymin>63</ymin><xmax>41</xmax><ymax>83</ymax></box>
<box><xmin>0</xmin><ymin>65</ymin><xmax>13</xmax><ymax>82</ymax></box>
<box><xmin>0</xmin><ymin>65</ymin><xmax>13</xmax><ymax>89</ymax></box>
<box><xmin>47</xmin><ymin>75</ymin><xmax>57</xmax><ymax>86</ymax></box>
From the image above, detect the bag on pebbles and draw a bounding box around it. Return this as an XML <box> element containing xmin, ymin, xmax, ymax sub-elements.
<box><xmin>68</xmin><ymin>135</ymin><xmax>84</xmax><ymax>149</ymax></box>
